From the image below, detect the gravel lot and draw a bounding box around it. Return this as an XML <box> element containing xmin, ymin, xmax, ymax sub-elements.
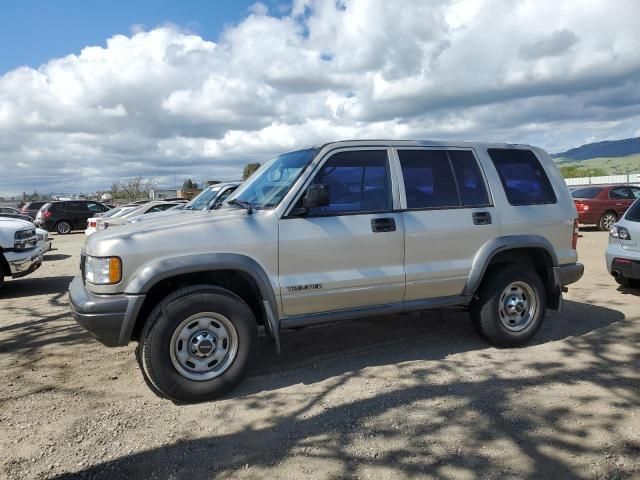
<box><xmin>0</xmin><ymin>230</ymin><xmax>638</xmax><ymax>479</ymax></box>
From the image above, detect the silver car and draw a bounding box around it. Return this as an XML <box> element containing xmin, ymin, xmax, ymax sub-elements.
<box><xmin>69</xmin><ymin>140</ymin><xmax>583</xmax><ymax>403</ymax></box>
<box><xmin>606</xmin><ymin>197</ymin><xmax>640</xmax><ymax>288</ymax></box>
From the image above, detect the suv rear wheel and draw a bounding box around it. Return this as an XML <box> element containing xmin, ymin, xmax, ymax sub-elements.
<box><xmin>55</xmin><ymin>220</ymin><xmax>72</xmax><ymax>235</ymax></box>
<box><xmin>470</xmin><ymin>265</ymin><xmax>546</xmax><ymax>347</ymax></box>
<box><xmin>139</xmin><ymin>285</ymin><xmax>257</xmax><ymax>403</ymax></box>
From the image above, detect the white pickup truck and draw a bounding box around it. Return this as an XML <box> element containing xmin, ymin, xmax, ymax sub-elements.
<box><xmin>0</xmin><ymin>217</ymin><xmax>43</xmax><ymax>290</ymax></box>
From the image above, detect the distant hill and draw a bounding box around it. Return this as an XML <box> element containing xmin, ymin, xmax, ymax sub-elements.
<box><xmin>553</xmin><ymin>137</ymin><xmax>640</xmax><ymax>161</ymax></box>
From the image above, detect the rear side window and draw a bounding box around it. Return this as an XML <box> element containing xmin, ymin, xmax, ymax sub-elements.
<box><xmin>51</xmin><ymin>202</ymin><xmax>66</xmax><ymax>212</ymax></box>
<box><xmin>67</xmin><ymin>201</ymin><xmax>85</xmax><ymax>211</ymax></box>
<box><xmin>488</xmin><ymin>149</ymin><xmax>557</xmax><ymax>206</ymax></box>
<box><xmin>398</xmin><ymin>149</ymin><xmax>490</xmax><ymax>209</ymax></box>
<box><xmin>571</xmin><ymin>187</ymin><xmax>603</xmax><ymax>199</ymax></box>
<box><xmin>449</xmin><ymin>150</ymin><xmax>490</xmax><ymax>207</ymax></box>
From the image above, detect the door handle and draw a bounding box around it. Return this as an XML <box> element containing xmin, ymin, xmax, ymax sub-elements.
<box><xmin>472</xmin><ymin>211</ymin><xmax>492</xmax><ymax>225</ymax></box>
<box><xmin>371</xmin><ymin>217</ymin><xmax>396</xmax><ymax>232</ymax></box>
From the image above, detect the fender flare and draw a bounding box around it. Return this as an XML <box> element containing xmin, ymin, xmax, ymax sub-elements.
<box><xmin>124</xmin><ymin>253</ymin><xmax>279</xmax><ymax>316</ymax></box>
<box><xmin>463</xmin><ymin>235</ymin><xmax>558</xmax><ymax>296</ymax></box>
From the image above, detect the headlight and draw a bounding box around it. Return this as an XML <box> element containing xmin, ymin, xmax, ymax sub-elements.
<box><xmin>14</xmin><ymin>229</ymin><xmax>36</xmax><ymax>249</ymax></box>
<box><xmin>610</xmin><ymin>225</ymin><xmax>631</xmax><ymax>240</ymax></box>
<box><xmin>85</xmin><ymin>256</ymin><xmax>122</xmax><ymax>284</ymax></box>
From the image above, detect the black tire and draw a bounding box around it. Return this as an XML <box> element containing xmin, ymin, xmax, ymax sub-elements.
<box><xmin>55</xmin><ymin>220</ymin><xmax>72</xmax><ymax>235</ymax></box>
<box><xmin>140</xmin><ymin>285</ymin><xmax>258</xmax><ymax>403</ymax></box>
<box><xmin>598</xmin><ymin>211</ymin><xmax>617</xmax><ymax>231</ymax></box>
<box><xmin>470</xmin><ymin>264</ymin><xmax>546</xmax><ymax>347</ymax></box>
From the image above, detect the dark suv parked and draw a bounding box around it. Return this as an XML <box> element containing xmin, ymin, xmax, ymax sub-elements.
<box><xmin>20</xmin><ymin>201</ymin><xmax>48</xmax><ymax>219</ymax></box>
<box><xmin>36</xmin><ymin>201</ymin><xmax>111</xmax><ymax>234</ymax></box>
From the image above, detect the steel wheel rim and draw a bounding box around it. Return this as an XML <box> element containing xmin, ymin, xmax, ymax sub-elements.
<box><xmin>602</xmin><ymin>213</ymin><xmax>616</xmax><ymax>230</ymax></box>
<box><xmin>58</xmin><ymin>222</ymin><xmax>71</xmax><ymax>234</ymax></box>
<box><xmin>170</xmin><ymin>312</ymin><xmax>239</xmax><ymax>381</ymax></box>
<box><xmin>498</xmin><ymin>281</ymin><xmax>538</xmax><ymax>332</ymax></box>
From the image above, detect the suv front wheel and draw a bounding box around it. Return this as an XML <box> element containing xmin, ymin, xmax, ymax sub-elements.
<box><xmin>139</xmin><ymin>285</ymin><xmax>258</xmax><ymax>403</ymax></box>
<box><xmin>470</xmin><ymin>265</ymin><xmax>546</xmax><ymax>347</ymax></box>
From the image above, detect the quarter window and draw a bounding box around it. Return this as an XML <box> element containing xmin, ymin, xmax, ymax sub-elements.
<box><xmin>304</xmin><ymin>150</ymin><xmax>391</xmax><ymax>215</ymax></box>
<box><xmin>488</xmin><ymin>149</ymin><xmax>557</xmax><ymax>206</ymax></box>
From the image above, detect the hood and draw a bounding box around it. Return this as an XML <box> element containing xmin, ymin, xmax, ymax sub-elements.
<box><xmin>129</xmin><ymin>208</ymin><xmax>192</xmax><ymax>224</ymax></box>
<box><xmin>86</xmin><ymin>207</ymin><xmax>250</xmax><ymax>253</ymax></box>
<box><xmin>0</xmin><ymin>217</ymin><xmax>34</xmax><ymax>230</ymax></box>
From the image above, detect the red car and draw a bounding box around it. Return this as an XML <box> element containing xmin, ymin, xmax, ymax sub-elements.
<box><xmin>572</xmin><ymin>184</ymin><xmax>640</xmax><ymax>230</ymax></box>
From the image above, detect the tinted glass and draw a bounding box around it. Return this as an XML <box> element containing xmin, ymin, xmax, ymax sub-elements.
<box><xmin>488</xmin><ymin>149</ymin><xmax>557</xmax><ymax>205</ymax></box>
<box><xmin>625</xmin><ymin>199</ymin><xmax>640</xmax><ymax>222</ymax></box>
<box><xmin>51</xmin><ymin>202</ymin><xmax>66</xmax><ymax>212</ymax></box>
<box><xmin>571</xmin><ymin>187</ymin><xmax>603</xmax><ymax>199</ymax></box>
<box><xmin>449</xmin><ymin>150</ymin><xmax>490</xmax><ymax>206</ymax></box>
<box><xmin>399</xmin><ymin>150</ymin><xmax>459</xmax><ymax>208</ymax></box>
<box><xmin>67</xmin><ymin>201</ymin><xmax>85</xmax><ymax>211</ymax></box>
<box><xmin>629</xmin><ymin>187</ymin><xmax>640</xmax><ymax>199</ymax></box>
<box><xmin>306</xmin><ymin>150</ymin><xmax>391</xmax><ymax>215</ymax></box>
<box><xmin>609</xmin><ymin>187</ymin><xmax>633</xmax><ymax>200</ymax></box>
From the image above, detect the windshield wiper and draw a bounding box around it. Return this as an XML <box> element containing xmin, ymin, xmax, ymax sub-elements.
<box><xmin>227</xmin><ymin>199</ymin><xmax>253</xmax><ymax>214</ymax></box>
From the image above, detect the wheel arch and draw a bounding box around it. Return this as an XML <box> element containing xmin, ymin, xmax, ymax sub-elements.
<box><xmin>123</xmin><ymin>253</ymin><xmax>279</xmax><ymax>344</ymax></box>
<box><xmin>464</xmin><ymin>235</ymin><xmax>560</xmax><ymax>309</ymax></box>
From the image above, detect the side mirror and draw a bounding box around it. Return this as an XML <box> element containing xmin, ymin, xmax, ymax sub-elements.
<box><xmin>303</xmin><ymin>184</ymin><xmax>330</xmax><ymax>208</ymax></box>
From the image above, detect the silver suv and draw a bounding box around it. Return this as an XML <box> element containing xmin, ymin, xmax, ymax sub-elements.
<box><xmin>69</xmin><ymin>140</ymin><xmax>583</xmax><ymax>403</ymax></box>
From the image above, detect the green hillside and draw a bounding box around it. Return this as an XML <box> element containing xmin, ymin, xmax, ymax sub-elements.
<box><xmin>554</xmin><ymin>153</ymin><xmax>640</xmax><ymax>176</ymax></box>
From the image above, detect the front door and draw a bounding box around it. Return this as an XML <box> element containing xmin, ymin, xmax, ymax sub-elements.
<box><xmin>397</xmin><ymin>148</ymin><xmax>500</xmax><ymax>301</ymax></box>
<box><xmin>278</xmin><ymin>148</ymin><xmax>405</xmax><ymax>316</ymax></box>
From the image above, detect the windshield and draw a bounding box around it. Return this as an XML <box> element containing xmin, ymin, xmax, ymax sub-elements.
<box><xmin>101</xmin><ymin>207</ymin><xmax>123</xmax><ymax>218</ymax></box>
<box><xmin>186</xmin><ymin>186</ymin><xmax>222</xmax><ymax>210</ymax></box>
<box><xmin>571</xmin><ymin>187</ymin><xmax>603</xmax><ymax>199</ymax></box>
<box><xmin>226</xmin><ymin>148</ymin><xmax>319</xmax><ymax>209</ymax></box>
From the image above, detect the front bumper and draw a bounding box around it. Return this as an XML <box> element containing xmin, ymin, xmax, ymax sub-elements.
<box><xmin>553</xmin><ymin>262</ymin><xmax>584</xmax><ymax>287</ymax></box>
<box><xmin>68</xmin><ymin>275</ymin><xmax>145</xmax><ymax>347</ymax></box>
<box><xmin>5</xmin><ymin>249</ymin><xmax>43</xmax><ymax>278</ymax></box>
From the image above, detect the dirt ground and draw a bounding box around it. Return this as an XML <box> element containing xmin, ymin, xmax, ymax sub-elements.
<box><xmin>0</xmin><ymin>229</ymin><xmax>638</xmax><ymax>479</ymax></box>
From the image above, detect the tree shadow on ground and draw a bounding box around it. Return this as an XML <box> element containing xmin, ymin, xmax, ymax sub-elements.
<box><xmin>51</xmin><ymin>299</ymin><xmax>639</xmax><ymax>480</ymax></box>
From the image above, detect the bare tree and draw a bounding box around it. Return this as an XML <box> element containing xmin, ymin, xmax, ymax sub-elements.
<box><xmin>121</xmin><ymin>177</ymin><xmax>151</xmax><ymax>202</ymax></box>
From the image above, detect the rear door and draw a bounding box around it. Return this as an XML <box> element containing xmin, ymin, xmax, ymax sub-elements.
<box><xmin>397</xmin><ymin>148</ymin><xmax>500</xmax><ymax>300</ymax></box>
<box><xmin>66</xmin><ymin>201</ymin><xmax>88</xmax><ymax>229</ymax></box>
<box><xmin>278</xmin><ymin>148</ymin><xmax>405</xmax><ymax>316</ymax></box>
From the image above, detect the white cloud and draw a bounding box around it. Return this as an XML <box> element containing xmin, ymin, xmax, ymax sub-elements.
<box><xmin>1</xmin><ymin>0</ymin><xmax>640</xmax><ymax>196</ymax></box>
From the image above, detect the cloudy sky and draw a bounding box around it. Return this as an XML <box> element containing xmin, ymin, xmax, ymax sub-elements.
<box><xmin>1</xmin><ymin>0</ymin><xmax>639</xmax><ymax>196</ymax></box>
